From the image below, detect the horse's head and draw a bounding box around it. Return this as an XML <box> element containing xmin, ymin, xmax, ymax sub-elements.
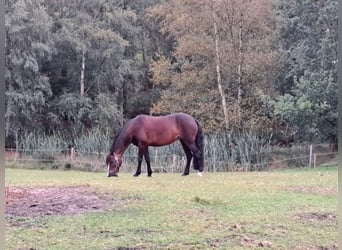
<box><xmin>106</xmin><ymin>153</ymin><xmax>122</xmax><ymax>177</ymax></box>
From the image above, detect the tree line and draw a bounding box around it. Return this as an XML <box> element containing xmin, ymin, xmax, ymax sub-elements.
<box><xmin>5</xmin><ymin>0</ymin><xmax>337</xmax><ymax>148</ymax></box>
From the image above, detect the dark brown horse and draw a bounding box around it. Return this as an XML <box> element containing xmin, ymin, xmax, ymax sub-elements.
<box><xmin>106</xmin><ymin>112</ymin><xmax>204</xmax><ymax>177</ymax></box>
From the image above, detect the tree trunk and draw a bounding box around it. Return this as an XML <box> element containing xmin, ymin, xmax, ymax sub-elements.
<box><xmin>80</xmin><ymin>49</ymin><xmax>85</xmax><ymax>96</ymax></box>
<box><xmin>212</xmin><ymin>3</ymin><xmax>229</xmax><ymax>132</ymax></box>
<box><xmin>141</xmin><ymin>31</ymin><xmax>146</xmax><ymax>63</ymax></box>
<box><xmin>5</xmin><ymin>84</ymin><xmax>13</xmax><ymax>137</ymax></box>
<box><xmin>237</xmin><ymin>12</ymin><xmax>243</xmax><ymax>128</ymax></box>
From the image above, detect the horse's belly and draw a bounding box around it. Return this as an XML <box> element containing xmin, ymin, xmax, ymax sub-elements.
<box><xmin>143</xmin><ymin>127</ymin><xmax>179</xmax><ymax>146</ymax></box>
<box><xmin>149</xmin><ymin>134</ymin><xmax>179</xmax><ymax>146</ymax></box>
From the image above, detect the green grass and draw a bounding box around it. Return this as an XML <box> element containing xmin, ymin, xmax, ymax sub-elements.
<box><xmin>5</xmin><ymin>166</ymin><xmax>338</xmax><ymax>250</ymax></box>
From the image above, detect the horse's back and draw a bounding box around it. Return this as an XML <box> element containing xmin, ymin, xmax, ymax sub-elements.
<box><xmin>129</xmin><ymin>113</ymin><xmax>198</xmax><ymax>146</ymax></box>
<box><xmin>148</xmin><ymin>113</ymin><xmax>197</xmax><ymax>132</ymax></box>
<box><xmin>133</xmin><ymin>112</ymin><xmax>194</xmax><ymax>125</ymax></box>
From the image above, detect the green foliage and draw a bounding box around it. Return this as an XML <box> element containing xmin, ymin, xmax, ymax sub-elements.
<box><xmin>273</xmin><ymin>77</ymin><xmax>337</xmax><ymax>142</ymax></box>
<box><xmin>91</xmin><ymin>93</ymin><xmax>123</xmax><ymax>129</ymax></box>
<box><xmin>273</xmin><ymin>0</ymin><xmax>337</xmax><ymax>142</ymax></box>
<box><xmin>5</xmin><ymin>0</ymin><xmax>337</xmax><ymax>146</ymax></box>
<box><xmin>5</xmin><ymin>0</ymin><xmax>166</xmax><ymax>142</ymax></box>
<box><xmin>5</xmin><ymin>0</ymin><xmax>53</xmax><ymax>136</ymax></box>
<box><xmin>50</xmin><ymin>93</ymin><xmax>92</xmax><ymax>130</ymax></box>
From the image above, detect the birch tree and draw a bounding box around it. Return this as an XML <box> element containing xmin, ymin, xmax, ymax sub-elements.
<box><xmin>211</xmin><ymin>0</ymin><xmax>229</xmax><ymax>131</ymax></box>
<box><xmin>148</xmin><ymin>0</ymin><xmax>278</xmax><ymax>132</ymax></box>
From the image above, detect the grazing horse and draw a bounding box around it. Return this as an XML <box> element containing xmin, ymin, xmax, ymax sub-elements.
<box><xmin>106</xmin><ymin>112</ymin><xmax>204</xmax><ymax>177</ymax></box>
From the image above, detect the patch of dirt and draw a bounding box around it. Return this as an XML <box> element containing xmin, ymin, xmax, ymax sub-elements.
<box><xmin>240</xmin><ymin>235</ymin><xmax>272</xmax><ymax>248</ymax></box>
<box><xmin>297</xmin><ymin>212</ymin><xmax>337</xmax><ymax>226</ymax></box>
<box><xmin>286</xmin><ymin>185</ymin><xmax>337</xmax><ymax>196</ymax></box>
<box><xmin>205</xmin><ymin>235</ymin><xmax>232</xmax><ymax>248</ymax></box>
<box><xmin>293</xmin><ymin>243</ymin><xmax>338</xmax><ymax>250</ymax></box>
<box><xmin>270</xmin><ymin>225</ymin><xmax>289</xmax><ymax>234</ymax></box>
<box><xmin>5</xmin><ymin>185</ymin><xmax>130</xmax><ymax>220</ymax></box>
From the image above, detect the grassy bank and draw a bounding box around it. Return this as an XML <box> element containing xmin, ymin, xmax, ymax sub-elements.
<box><xmin>5</xmin><ymin>166</ymin><xmax>337</xmax><ymax>249</ymax></box>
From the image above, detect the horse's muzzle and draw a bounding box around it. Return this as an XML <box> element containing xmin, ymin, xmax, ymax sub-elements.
<box><xmin>107</xmin><ymin>172</ymin><xmax>118</xmax><ymax>177</ymax></box>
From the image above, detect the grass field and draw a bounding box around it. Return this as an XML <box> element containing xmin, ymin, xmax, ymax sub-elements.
<box><xmin>5</xmin><ymin>166</ymin><xmax>338</xmax><ymax>250</ymax></box>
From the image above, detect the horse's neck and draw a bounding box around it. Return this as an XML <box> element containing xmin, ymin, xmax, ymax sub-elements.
<box><xmin>112</xmin><ymin>131</ymin><xmax>131</xmax><ymax>156</ymax></box>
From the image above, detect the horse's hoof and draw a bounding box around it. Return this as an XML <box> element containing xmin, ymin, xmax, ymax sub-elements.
<box><xmin>182</xmin><ymin>173</ymin><xmax>189</xmax><ymax>176</ymax></box>
<box><xmin>133</xmin><ymin>174</ymin><xmax>140</xmax><ymax>177</ymax></box>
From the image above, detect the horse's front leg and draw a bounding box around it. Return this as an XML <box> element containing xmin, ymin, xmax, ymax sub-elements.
<box><xmin>144</xmin><ymin>149</ymin><xmax>152</xmax><ymax>177</ymax></box>
<box><xmin>133</xmin><ymin>149</ymin><xmax>143</xmax><ymax>177</ymax></box>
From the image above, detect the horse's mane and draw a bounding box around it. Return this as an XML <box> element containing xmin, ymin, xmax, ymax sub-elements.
<box><xmin>110</xmin><ymin>123</ymin><xmax>131</xmax><ymax>153</ymax></box>
<box><xmin>109</xmin><ymin>116</ymin><xmax>140</xmax><ymax>154</ymax></box>
<box><xmin>110</xmin><ymin>127</ymin><xmax>123</xmax><ymax>153</ymax></box>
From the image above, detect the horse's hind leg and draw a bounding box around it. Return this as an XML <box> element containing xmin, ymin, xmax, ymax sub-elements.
<box><xmin>180</xmin><ymin>140</ymin><xmax>193</xmax><ymax>176</ymax></box>
<box><xmin>144</xmin><ymin>148</ymin><xmax>152</xmax><ymax>177</ymax></box>
<box><xmin>134</xmin><ymin>148</ymin><xmax>144</xmax><ymax>177</ymax></box>
<box><xmin>186</xmin><ymin>143</ymin><xmax>201</xmax><ymax>171</ymax></box>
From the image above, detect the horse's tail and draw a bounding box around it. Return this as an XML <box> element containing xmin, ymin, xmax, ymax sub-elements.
<box><xmin>195</xmin><ymin>120</ymin><xmax>204</xmax><ymax>172</ymax></box>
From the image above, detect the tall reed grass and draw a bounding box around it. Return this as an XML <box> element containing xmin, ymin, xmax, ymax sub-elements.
<box><xmin>9</xmin><ymin>129</ymin><xmax>276</xmax><ymax>172</ymax></box>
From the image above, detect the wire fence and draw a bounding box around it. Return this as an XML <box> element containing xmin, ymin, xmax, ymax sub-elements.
<box><xmin>5</xmin><ymin>143</ymin><xmax>338</xmax><ymax>173</ymax></box>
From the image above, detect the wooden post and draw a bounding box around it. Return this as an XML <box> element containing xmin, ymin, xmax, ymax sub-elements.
<box><xmin>172</xmin><ymin>154</ymin><xmax>177</xmax><ymax>173</ymax></box>
<box><xmin>313</xmin><ymin>154</ymin><xmax>317</xmax><ymax>168</ymax></box>
<box><xmin>213</xmin><ymin>148</ymin><xmax>216</xmax><ymax>173</ymax></box>
<box><xmin>14</xmin><ymin>148</ymin><xmax>17</xmax><ymax>162</ymax></box>
<box><xmin>70</xmin><ymin>147</ymin><xmax>75</xmax><ymax>161</ymax></box>
<box><xmin>154</xmin><ymin>149</ymin><xmax>158</xmax><ymax>166</ymax></box>
<box><xmin>309</xmin><ymin>145</ymin><xmax>313</xmax><ymax>168</ymax></box>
